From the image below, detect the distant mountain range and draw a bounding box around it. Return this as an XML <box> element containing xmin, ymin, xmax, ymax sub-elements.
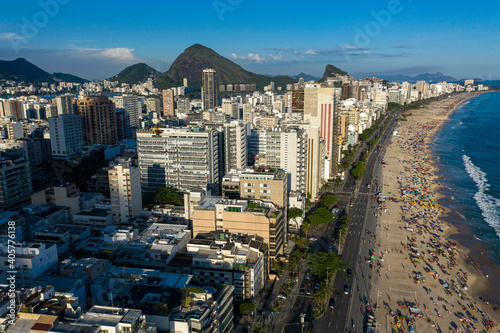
<box><xmin>377</xmin><ymin>72</ymin><xmax>456</xmax><ymax>83</ymax></box>
<box><xmin>109</xmin><ymin>44</ymin><xmax>297</xmax><ymax>90</ymax></box>
<box><xmin>0</xmin><ymin>58</ymin><xmax>87</xmax><ymax>83</ymax></box>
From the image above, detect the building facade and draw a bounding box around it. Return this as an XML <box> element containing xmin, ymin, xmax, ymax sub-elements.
<box><xmin>77</xmin><ymin>96</ymin><xmax>118</xmax><ymax>146</ymax></box>
<box><xmin>48</xmin><ymin>114</ymin><xmax>83</xmax><ymax>160</ymax></box>
<box><xmin>137</xmin><ymin>127</ymin><xmax>221</xmax><ymax>195</ymax></box>
<box><xmin>108</xmin><ymin>163</ymin><xmax>143</xmax><ymax>223</ymax></box>
<box><xmin>202</xmin><ymin>69</ymin><xmax>218</xmax><ymax>111</ymax></box>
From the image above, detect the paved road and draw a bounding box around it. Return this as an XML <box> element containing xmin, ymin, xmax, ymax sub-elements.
<box><xmin>314</xmin><ymin>112</ymin><xmax>400</xmax><ymax>333</ymax></box>
<box><xmin>269</xmin><ymin>111</ymin><xmax>401</xmax><ymax>333</ymax></box>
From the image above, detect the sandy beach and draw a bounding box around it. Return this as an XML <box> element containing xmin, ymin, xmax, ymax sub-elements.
<box><xmin>370</xmin><ymin>92</ymin><xmax>499</xmax><ymax>333</ymax></box>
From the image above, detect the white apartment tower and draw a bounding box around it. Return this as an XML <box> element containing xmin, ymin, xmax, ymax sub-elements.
<box><xmin>108</xmin><ymin>163</ymin><xmax>143</xmax><ymax>223</ymax></box>
<box><xmin>48</xmin><ymin>114</ymin><xmax>84</xmax><ymax>160</ymax></box>
<box><xmin>223</xmin><ymin>121</ymin><xmax>248</xmax><ymax>175</ymax></box>
<box><xmin>137</xmin><ymin>127</ymin><xmax>221</xmax><ymax>195</ymax></box>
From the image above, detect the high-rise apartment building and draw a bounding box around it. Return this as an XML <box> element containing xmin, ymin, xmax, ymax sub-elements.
<box><xmin>223</xmin><ymin>121</ymin><xmax>247</xmax><ymax>175</ymax></box>
<box><xmin>55</xmin><ymin>94</ymin><xmax>75</xmax><ymax>115</ymax></box>
<box><xmin>145</xmin><ymin>97</ymin><xmax>161</xmax><ymax>113</ymax></box>
<box><xmin>115</xmin><ymin>109</ymin><xmax>131</xmax><ymax>141</ymax></box>
<box><xmin>113</xmin><ymin>95</ymin><xmax>141</xmax><ymax>128</ymax></box>
<box><xmin>137</xmin><ymin>127</ymin><xmax>221</xmax><ymax>195</ymax></box>
<box><xmin>77</xmin><ymin>96</ymin><xmax>118</xmax><ymax>146</ymax></box>
<box><xmin>162</xmin><ymin>89</ymin><xmax>174</xmax><ymax>117</ymax></box>
<box><xmin>0</xmin><ymin>160</ymin><xmax>32</xmax><ymax>210</ymax></box>
<box><xmin>303</xmin><ymin>84</ymin><xmax>342</xmax><ymax>178</ymax></box>
<box><xmin>202</xmin><ymin>69</ymin><xmax>218</xmax><ymax>110</ymax></box>
<box><xmin>48</xmin><ymin>114</ymin><xmax>83</xmax><ymax>160</ymax></box>
<box><xmin>108</xmin><ymin>163</ymin><xmax>143</xmax><ymax>223</ymax></box>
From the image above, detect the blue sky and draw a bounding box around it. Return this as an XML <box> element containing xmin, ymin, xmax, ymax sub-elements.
<box><xmin>0</xmin><ymin>0</ymin><xmax>498</xmax><ymax>80</ymax></box>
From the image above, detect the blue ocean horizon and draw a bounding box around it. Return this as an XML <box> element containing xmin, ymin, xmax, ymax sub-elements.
<box><xmin>432</xmin><ymin>91</ymin><xmax>500</xmax><ymax>266</ymax></box>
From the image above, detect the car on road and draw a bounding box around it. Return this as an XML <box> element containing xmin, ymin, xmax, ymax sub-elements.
<box><xmin>344</xmin><ymin>285</ymin><xmax>350</xmax><ymax>294</ymax></box>
<box><xmin>329</xmin><ymin>298</ymin><xmax>336</xmax><ymax>309</ymax></box>
<box><xmin>306</xmin><ymin>286</ymin><xmax>312</xmax><ymax>295</ymax></box>
<box><xmin>299</xmin><ymin>288</ymin><xmax>304</xmax><ymax>295</ymax></box>
<box><xmin>277</xmin><ymin>294</ymin><xmax>287</xmax><ymax>300</ymax></box>
<box><xmin>350</xmin><ymin>199</ymin><xmax>354</xmax><ymax>207</ymax></box>
<box><xmin>346</xmin><ymin>268</ymin><xmax>352</xmax><ymax>277</ymax></box>
<box><xmin>314</xmin><ymin>283</ymin><xmax>320</xmax><ymax>291</ymax></box>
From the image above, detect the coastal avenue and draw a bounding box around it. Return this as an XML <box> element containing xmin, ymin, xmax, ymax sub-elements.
<box><xmin>312</xmin><ymin>112</ymin><xmax>400</xmax><ymax>333</ymax></box>
<box><xmin>280</xmin><ymin>112</ymin><xmax>400</xmax><ymax>333</ymax></box>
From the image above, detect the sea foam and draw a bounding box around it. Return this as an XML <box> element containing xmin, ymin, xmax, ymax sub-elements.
<box><xmin>463</xmin><ymin>155</ymin><xmax>500</xmax><ymax>239</ymax></box>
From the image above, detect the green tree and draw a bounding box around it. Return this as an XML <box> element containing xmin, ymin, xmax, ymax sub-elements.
<box><xmin>302</xmin><ymin>221</ymin><xmax>311</xmax><ymax>238</ymax></box>
<box><xmin>307</xmin><ymin>206</ymin><xmax>334</xmax><ymax>225</ymax></box>
<box><xmin>320</xmin><ymin>194</ymin><xmax>338</xmax><ymax>207</ymax></box>
<box><xmin>351</xmin><ymin>161</ymin><xmax>366</xmax><ymax>179</ymax></box>
<box><xmin>339</xmin><ymin>214</ymin><xmax>352</xmax><ymax>232</ymax></box>
<box><xmin>307</xmin><ymin>251</ymin><xmax>346</xmax><ymax>278</ymax></box>
<box><xmin>288</xmin><ymin>207</ymin><xmax>303</xmax><ymax>220</ymax></box>
<box><xmin>154</xmin><ymin>302</ymin><xmax>169</xmax><ymax>315</ymax></box>
<box><xmin>143</xmin><ymin>187</ymin><xmax>184</xmax><ymax>206</ymax></box>
<box><xmin>239</xmin><ymin>302</ymin><xmax>256</xmax><ymax>314</ymax></box>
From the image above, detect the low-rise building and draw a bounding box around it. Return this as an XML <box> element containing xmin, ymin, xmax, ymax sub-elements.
<box><xmin>168</xmin><ymin>231</ymin><xmax>266</xmax><ymax>301</ymax></box>
<box><xmin>192</xmin><ymin>198</ymin><xmax>285</xmax><ymax>261</ymax></box>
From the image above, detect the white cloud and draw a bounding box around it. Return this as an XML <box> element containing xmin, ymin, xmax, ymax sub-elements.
<box><xmin>68</xmin><ymin>45</ymin><xmax>141</xmax><ymax>64</ymax></box>
<box><xmin>97</xmin><ymin>48</ymin><xmax>137</xmax><ymax>63</ymax></box>
<box><xmin>0</xmin><ymin>32</ymin><xmax>25</xmax><ymax>41</ymax></box>
<box><xmin>304</xmin><ymin>49</ymin><xmax>316</xmax><ymax>55</ymax></box>
<box><xmin>247</xmin><ymin>53</ymin><xmax>263</xmax><ymax>62</ymax></box>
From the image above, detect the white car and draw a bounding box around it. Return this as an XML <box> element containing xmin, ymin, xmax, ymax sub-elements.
<box><xmin>278</xmin><ymin>294</ymin><xmax>287</xmax><ymax>300</ymax></box>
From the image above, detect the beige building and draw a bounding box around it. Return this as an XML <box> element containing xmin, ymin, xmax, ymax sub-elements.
<box><xmin>108</xmin><ymin>163</ymin><xmax>143</xmax><ymax>223</ymax></box>
<box><xmin>77</xmin><ymin>96</ymin><xmax>118</xmax><ymax>145</ymax></box>
<box><xmin>303</xmin><ymin>84</ymin><xmax>342</xmax><ymax>178</ymax></box>
<box><xmin>192</xmin><ymin>198</ymin><xmax>285</xmax><ymax>260</ymax></box>
<box><xmin>31</xmin><ymin>183</ymin><xmax>81</xmax><ymax>215</ymax></box>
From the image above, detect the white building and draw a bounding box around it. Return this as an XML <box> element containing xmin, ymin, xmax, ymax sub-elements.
<box><xmin>48</xmin><ymin>114</ymin><xmax>83</xmax><ymax>160</ymax></box>
<box><xmin>137</xmin><ymin>127</ymin><xmax>221</xmax><ymax>195</ymax></box>
<box><xmin>0</xmin><ymin>242</ymin><xmax>58</xmax><ymax>288</ymax></box>
<box><xmin>108</xmin><ymin>163</ymin><xmax>143</xmax><ymax>223</ymax></box>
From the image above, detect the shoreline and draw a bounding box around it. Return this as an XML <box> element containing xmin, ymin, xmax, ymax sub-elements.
<box><xmin>372</xmin><ymin>91</ymin><xmax>498</xmax><ymax>332</ymax></box>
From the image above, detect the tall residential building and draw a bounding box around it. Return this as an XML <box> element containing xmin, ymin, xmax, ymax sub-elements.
<box><xmin>113</xmin><ymin>95</ymin><xmax>141</xmax><ymax>128</ymax></box>
<box><xmin>108</xmin><ymin>163</ymin><xmax>143</xmax><ymax>223</ymax></box>
<box><xmin>77</xmin><ymin>96</ymin><xmax>118</xmax><ymax>146</ymax></box>
<box><xmin>162</xmin><ymin>89</ymin><xmax>174</xmax><ymax>117</ymax></box>
<box><xmin>303</xmin><ymin>84</ymin><xmax>342</xmax><ymax>178</ymax></box>
<box><xmin>55</xmin><ymin>94</ymin><xmax>75</xmax><ymax>115</ymax></box>
<box><xmin>2</xmin><ymin>99</ymin><xmax>23</xmax><ymax>119</ymax></box>
<box><xmin>305</xmin><ymin>127</ymin><xmax>325</xmax><ymax>199</ymax></box>
<box><xmin>192</xmin><ymin>198</ymin><xmax>285</xmax><ymax>260</ymax></box>
<box><xmin>137</xmin><ymin>127</ymin><xmax>221</xmax><ymax>195</ymax></box>
<box><xmin>0</xmin><ymin>160</ymin><xmax>32</xmax><ymax>210</ymax></box>
<box><xmin>145</xmin><ymin>97</ymin><xmax>161</xmax><ymax>112</ymax></box>
<box><xmin>291</xmin><ymin>89</ymin><xmax>304</xmax><ymax>113</ymax></box>
<box><xmin>202</xmin><ymin>69</ymin><xmax>218</xmax><ymax>110</ymax></box>
<box><xmin>223</xmin><ymin>121</ymin><xmax>247</xmax><ymax>175</ymax></box>
<box><xmin>48</xmin><ymin>114</ymin><xmax>83</xmax><ymax>160</ymax></box>
<box><xmin>115</xmin><ymin>109</ymin><xmax>131</xmax><ymax>141</ymax></box>
<box><xmin>251</xmin><ymin>128</ymin><xmax>308</xmax><ymax>194</ymax></box>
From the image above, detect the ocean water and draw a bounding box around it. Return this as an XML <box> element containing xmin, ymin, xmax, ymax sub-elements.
<box><xmin>432</xmin><ymin>92</ymin><xmax>500</xmax><ymax>265</ymax></box>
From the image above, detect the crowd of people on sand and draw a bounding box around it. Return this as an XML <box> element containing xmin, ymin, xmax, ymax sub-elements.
<box><xmin>368</xmin><ymin>95</ymin><xmax>497</xmax><ymax>333</ymax></box>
